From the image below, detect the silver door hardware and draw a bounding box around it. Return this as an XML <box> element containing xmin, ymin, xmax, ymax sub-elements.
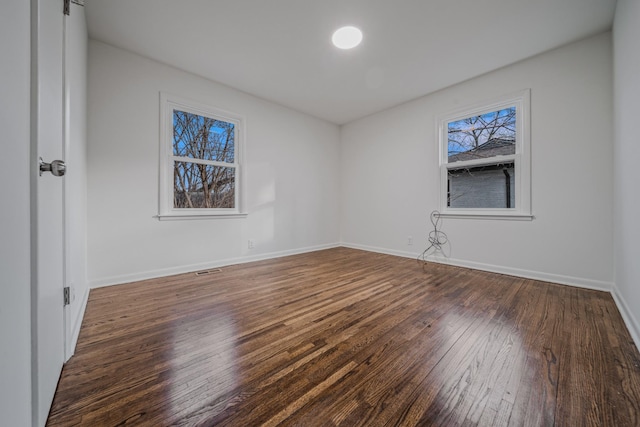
<box><xmin>63</xmin><ymin>287</ymin><xmax>71</xmax><ymax>306</ymax></box>
<box><xmin>39</xmin><ymin>157</ymin><xmax>66</xmax><ymax>177</ymax></box>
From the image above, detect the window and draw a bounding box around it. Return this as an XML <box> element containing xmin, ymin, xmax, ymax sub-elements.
<box><xmin>159</xmin><ymin>93</ymin><xmax>245</xmax><ymax>219</ymax></box>
<box><xmin>438</xmin><ymin>90</ymin><xmax>531</xmax><ymax>219</ymax></box>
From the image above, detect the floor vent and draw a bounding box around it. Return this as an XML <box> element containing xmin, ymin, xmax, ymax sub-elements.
<box><xmin>195</xmin><ymin>268</ymin><xmax>222</xmax><ymax>276</ymax></box>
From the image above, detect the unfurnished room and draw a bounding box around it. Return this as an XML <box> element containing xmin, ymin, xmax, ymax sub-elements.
<box><xmin>3</xmin><ymin>0</ymin><xmax>640</xmax><ymax>426</ymax></box>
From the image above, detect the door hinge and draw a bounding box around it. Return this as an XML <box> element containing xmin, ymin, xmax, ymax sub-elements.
<box><xmin>64</xmin><ymin>0</ymin><xmax>84</xmax><ymax>15</ymax></box>
<box><xmin>63</xmin><ymin>287</ymin><xmax>71</xmax><ymax>306</ymax></box>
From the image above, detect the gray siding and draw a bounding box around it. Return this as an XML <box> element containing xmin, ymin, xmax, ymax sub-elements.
<box><xmin>449</xmin><ymin>167</ymin><xmax>515</xmax><ymax>209</ymax></box>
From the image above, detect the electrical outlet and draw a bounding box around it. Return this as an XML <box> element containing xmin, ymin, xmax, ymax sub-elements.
<box><xmin>248</xmin><ymin>239</ymin><xmax>255</xmax><ymax>249</ymax></box>
<box><xmin>408</xmin><ymin>236</ymin><xmax>413</xmax><ymax>246</ymax></box>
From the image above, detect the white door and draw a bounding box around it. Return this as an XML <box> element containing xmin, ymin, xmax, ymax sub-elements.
<box><xmin>33</xmin><ymin>0</ymin><xmax>66</xmax><ymax>424</ymax></box>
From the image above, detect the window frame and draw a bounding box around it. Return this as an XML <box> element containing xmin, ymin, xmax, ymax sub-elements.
<box><xmin>437</xmin><ymin>89</ymin><xmax>532</xmax><ymax>220</ymax></box>
<box><xmin>158</xmin><ymin>92</ymin><xmax>247</xmax><ymax>220</ymax></box>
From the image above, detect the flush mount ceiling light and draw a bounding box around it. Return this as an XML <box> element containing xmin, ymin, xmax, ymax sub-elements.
<box><xmin>332</xmin><ymin>26</ymin><xmax>363</xmax><ymax>49</ymax></box>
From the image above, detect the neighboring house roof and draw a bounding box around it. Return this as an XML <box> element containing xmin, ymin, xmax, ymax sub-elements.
<box><xmin>448</xmin><ymin>138</ymin><xmax>515</xmax><ymax>162</ymax></box>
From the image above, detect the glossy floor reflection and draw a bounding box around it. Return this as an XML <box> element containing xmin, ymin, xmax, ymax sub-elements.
<box><xmin>47</xmin><ymin>248</ymin><xmax>640</xmax><ymax>426</ymax></box>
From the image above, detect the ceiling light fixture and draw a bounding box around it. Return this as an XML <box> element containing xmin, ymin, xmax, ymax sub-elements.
<box><xmin>332</xmin><ymin>26</ymin><xmax>363</xmax><ymax>50</ymax></box>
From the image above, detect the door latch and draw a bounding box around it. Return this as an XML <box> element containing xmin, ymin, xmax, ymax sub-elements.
<box><xmin>39</xmin><ymin>157</ymin><xmax>66</xmax><ymax>177</ymax></box>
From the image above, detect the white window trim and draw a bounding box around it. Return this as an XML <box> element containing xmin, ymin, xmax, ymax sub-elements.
<box><xmin>158</xmin><ymin>92</ymin><xmax>247</xmax><ymax>220</ymax></box>
<box><xmin>437</xmin><ymin>89</ymin><xmax>532</xmax><ymax>219</ymax></box>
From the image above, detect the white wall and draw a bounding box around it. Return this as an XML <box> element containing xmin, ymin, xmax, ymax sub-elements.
<box><xmin>0</xmin><ymin>1</ymin><xmax>33</xmax><ymax>425</ymax></box>
<box><xmin>87</xmin><ymin>41</ymin><xmax>341</xmax><ymax>287</ymax></box>
<box><xmin>341</xmin><ymin>33</ymin><xmax>613</xmax><ymax>290</ymax></box>
<box><xmin>613</xmin><ymin>0</ymin><xmax>640</xmax><ymax>344</ymax></box>
<box><xmin>64</xmin><ymin>3</ymin><xmax>89</xmax><ymax>356</ymax></box>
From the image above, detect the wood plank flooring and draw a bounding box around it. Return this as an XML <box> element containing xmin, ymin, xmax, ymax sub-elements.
<box><xmin>47</xmin><ymin>248</ymin><xmax>640</xmax><ymax>426</ymax></box>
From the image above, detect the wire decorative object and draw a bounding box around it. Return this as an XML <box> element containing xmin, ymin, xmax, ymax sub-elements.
<box><xmin>418</xmin><ymin>210</ymin><xmax>449</xmax><ymax>266</ymax></box>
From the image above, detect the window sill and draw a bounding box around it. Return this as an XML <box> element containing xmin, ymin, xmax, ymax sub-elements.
<box><xmin>156</xmin><ymin>212</ymin><xmax>248</xmax><ymax>221</ymax></box>
<box><xmin>437</xmin><ymin>212</ymin><xmax>534</xmax><ymax>221</ymax></box>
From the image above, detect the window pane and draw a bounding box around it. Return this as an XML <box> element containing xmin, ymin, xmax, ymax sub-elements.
<box><xmin>173</xmin><ymin>110</ymin><xmax>235</xmax><ymax>163</ymax></box>
<box><xmin>447</xmin><ymin>107</ymin><xmax>516</xmax><ymax>162</ymax></box>
<box><xmin>173</xmin><ymin>161</ymin><xmax>235</xmax><ymax>208</ymax></box>
<box><xmin>448</xmin><ymin>163</ymin><xmax>515</xmax><ymax>209</ymax></box>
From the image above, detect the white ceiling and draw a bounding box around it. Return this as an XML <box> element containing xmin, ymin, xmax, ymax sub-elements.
<box><xmin>85</xmin><ymin>0</ymin><xmax>616</xmax><ymax>125</ymax></box>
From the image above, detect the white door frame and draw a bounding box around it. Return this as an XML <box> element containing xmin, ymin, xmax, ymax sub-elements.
<box><xmin>62</xmin><ymin>1</ymin><xmax>72</xmax><ymax>362</ymax></box>
<box><xmin>31</xmin><ymin>0</ymin><xmax>67</xmax><ymax>424</ymax></box>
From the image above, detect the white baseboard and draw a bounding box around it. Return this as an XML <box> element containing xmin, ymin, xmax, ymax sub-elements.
<box><xmin>341</xmin><ymin>242</ymin><xmax>614</xmax><ymax>292</ymax></box>
<box><xmin>89</xmin><ymin>243</ymin><xmax>340</xmax><ymax>289</ymax></box>
<box><xmin>341</xmin><ymin>242</ymin><xmax>419</xmax><ymax>261</ymax></box>
<box><xmin>611</xmin><ymin>285</ymin><xmax>640</xmax><ymax>348</ymax></box>
<box><xmin>429</xmin><ymin>255</ymin><xmax>613</xmax><ymax>292</ymax></box>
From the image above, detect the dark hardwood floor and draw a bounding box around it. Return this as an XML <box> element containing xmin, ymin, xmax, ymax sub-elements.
<box><xmin>47</xmin><ymin>247</ymin><xmax>640</xmax><ymax>426</ymax></box>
